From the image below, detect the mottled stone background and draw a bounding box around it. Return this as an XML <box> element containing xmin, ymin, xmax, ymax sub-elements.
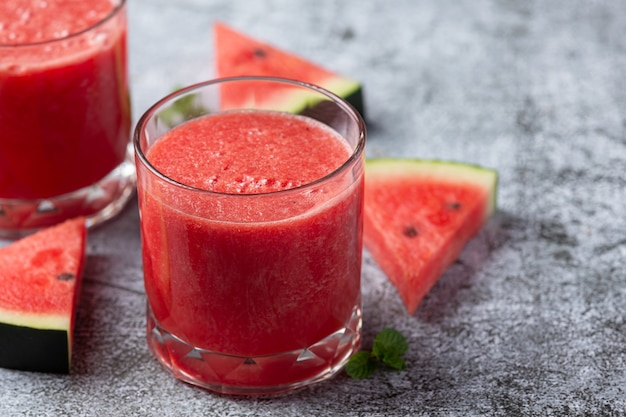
<box><xmin>1</xmin><ymin>0</ymin><xmax>625</xmax><ymax>415</ymax></box>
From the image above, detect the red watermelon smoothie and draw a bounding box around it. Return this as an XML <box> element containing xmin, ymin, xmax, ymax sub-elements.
<box><xmin>0</xmin><ymin>0</ymin><xmax>134</xmax><ymax>236</ymax></box>
<box><xmin>134</xmin><ymin>78</ymin><xmax>366</xmax><ymax>395</ymax></box>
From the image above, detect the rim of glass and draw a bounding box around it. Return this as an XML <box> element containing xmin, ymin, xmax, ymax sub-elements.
<box><xmin>0</xmin><ymin>0</ymin><xmax>127</xmax><ymax>47</ymax></box>
<box><xmin>134</xmin><ymin>76</ymin><xmax>366</xmax><ymax>198</ymax></box>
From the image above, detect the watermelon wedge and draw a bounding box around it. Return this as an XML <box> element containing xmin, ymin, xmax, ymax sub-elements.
<box><xmin>214</xmin><ymin>22</ymin><xmax>364</xmax><ymax>117</ymax></box>
<box><xmin>0</xmin><ymin>217</ymin><xmax>87</xmax><ymax>373</ymax></box>
<box><xmin>364</xmin><ymin>159</ymin><xmax>498</xmax><ymax>314</ymax></box>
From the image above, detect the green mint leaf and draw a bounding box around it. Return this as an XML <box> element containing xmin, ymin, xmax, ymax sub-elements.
<box><xmin>345</xmin><ymin>328</ymin><xmax>408</xmax><ymax>379</ymax></box>
<box><xmin>345</xmin><ymin>351</ymin><xmax>378</xmax><ymax>379</ymax></box>
<box><xmin>158</xmin><ymin>85</ymin><xmax>208</xmax><ymax>127</ymax></box>
<box><xmin>372</xmin><ymin>328</ymin><xmax>408</xmax><ymax>362</ymax></box>
<box><xmin>380</xmin><ymin>353</ymin><xmax>406</xmax><ymax>371</ymax></box>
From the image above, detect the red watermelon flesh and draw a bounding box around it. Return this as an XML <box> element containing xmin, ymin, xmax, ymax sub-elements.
<box><xmin>0</xmin><ymin>217</ymin><xmax>87</xmax><ymax>373</ymax></box>
<box><xmin>213</xmin><ymin>22</ymin><xmax>364</xmax><ymax>117</ymax></box>
<box><xmin>364</xmin><ymin>159</ymin><xmax>497</xmax><ymax>314</ymax></box>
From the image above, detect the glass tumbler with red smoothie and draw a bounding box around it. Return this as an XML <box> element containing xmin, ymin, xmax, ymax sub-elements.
<box><xmin>134</xmin><ymin>77</ymin><xmax>366</xmax><ymax>395</ymax></box>
<box><xmin>0</xmin><ymin>0</ymin><xmax>135</xmax><ymax>237</ymax></box>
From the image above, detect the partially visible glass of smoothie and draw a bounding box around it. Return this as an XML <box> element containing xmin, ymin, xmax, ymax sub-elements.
<box><xmin>134</xmin><ymin>77</ymin><xmax>366</xmax><ymax>395</ymax></box>
<box><xmin>0</xmin><ymin>0</ymin><xmax>135</xmax><ymax>237</ymax></box>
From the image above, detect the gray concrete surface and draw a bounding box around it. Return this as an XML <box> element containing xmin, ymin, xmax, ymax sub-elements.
<box><xmin>2</xmin><ymin>0</ymin><xmax>626</xmax><ymax>415</ymax></box>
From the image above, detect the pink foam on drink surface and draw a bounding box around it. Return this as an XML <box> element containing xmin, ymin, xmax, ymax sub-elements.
<box><xmin>147</xmin><ymin>110</ymin><xmax>352</xmax><ymax>195</ymax></box>
<box><xmin>0</xmin><ymin>0</ymin><xmax>116</xmax><ymax>45</ymax></box>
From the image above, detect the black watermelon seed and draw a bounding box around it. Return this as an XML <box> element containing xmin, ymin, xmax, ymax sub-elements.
<box><xmin>254</xmin><ymin>48</ymin><xmax>267</xmax><ymax>58</ymax></box>
<box><xmin>57</xmin><ymin>273</ymin><xmax>76</xmax><ymax>281</ymax></box>
<box><xmin>403</xmin><ymin>226</ymin><xmax>419</xmax><ymax>238</ymax></box>
<box><xmin>446</xmin><ymin>202</ymin><xmax>462</xmax><ymax>210</ymax></box>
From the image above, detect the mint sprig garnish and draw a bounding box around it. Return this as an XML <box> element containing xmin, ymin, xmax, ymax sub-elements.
<box><xmin>158</xmin><ymin>85</ymin><xmax>208</xmax><ymax>127</ymax></box>
<box><xmin>372</xmin><ymin>327</ymin><xmax>408</xmax><ymax>369</ymax></box>
<box><xmin>345</xmin><ymin>328</ymin><xmax>408</xmax><ymax>379</ymax></box>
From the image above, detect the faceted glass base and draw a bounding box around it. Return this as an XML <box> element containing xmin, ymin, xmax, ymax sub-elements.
<box><xmin>0</xmin><ymin>145</ymin><xmax>136</xmax><ymax>239</ymax></box>
<box><xmin>146</xmin><ymin>302</ymin><xmax>362</xmax><ymax>396</ymax></box>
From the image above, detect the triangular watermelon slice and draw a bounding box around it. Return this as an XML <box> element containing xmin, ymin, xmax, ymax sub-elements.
<box><xmin>364</xmin><ymin>159</ymin><xmax>498</xmax><ymax>314</ymax></box>
<box><xmin>0</xmin><ymin>217</ymin><xmax>87</xmax><ymax>373</ymax></box>
<box><xmin>214</xmin><ymin>22</ymin><xmax>364</xmax><ymax>117</ymax></box>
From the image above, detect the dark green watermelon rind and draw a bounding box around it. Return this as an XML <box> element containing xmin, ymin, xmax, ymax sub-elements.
<box><xmin>342</xmin><ymin>85</ymin><xmax>365</xmax><ymax>120</ymax></box>
<box><xmin>314</xmin><ymin>78</ymin><xmax>363</xmax><ymax>118</ymax></box>
<box><xmin>0</xmin><ymin>297</ymin><xmax>74</xmax><ymax>375</ymax></box>
<box><xmin>249</xmin><ymin>77</ymin><xmax>364</xmax><ymax>120</ymax></box>
<box><xmin>0</xmin><ymin>322</ymin><xmax>69</xmax><ymax>373</ymax></box>
<box><xmin>364</xmin><ymin>158</ymin><xmax>498</xmax><ymax>314</ymax></box>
